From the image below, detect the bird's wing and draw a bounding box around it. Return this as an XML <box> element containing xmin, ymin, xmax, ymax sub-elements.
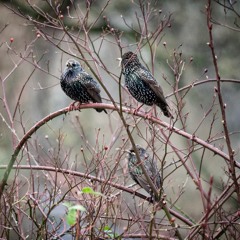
<box><xmin>77</xmin><ymin>72</ymin><xmax>102</xmax><ymax>103</ymax></box>
<box><xmin>130</xmin><ymin>166</ymin><xmax>152</xmax><ymax>195</ymax></box>
<box><xmin>135</xmin><ymin>176</ymin><xmax>152</xmax><ymax>195</ymax></box>
<box><xmin>145</xmin><ymin>157</ymin><xmax>161</xmax><ymax>189</ymax></box>
<box><xmin>135</xmin><ymin>67</ymin><xmax>168</xmax><ymax>105</ymax></box>
<box><xmin>134</xmin><ymin>151</ymin><xmax>156</xmax><ymax>194</ymax></box>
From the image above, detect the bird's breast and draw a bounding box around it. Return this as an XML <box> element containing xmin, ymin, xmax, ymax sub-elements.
<box><xmin>125</xmin><ymin>74</ymin><xmax>157</xmax><ymax>105</ymax></box>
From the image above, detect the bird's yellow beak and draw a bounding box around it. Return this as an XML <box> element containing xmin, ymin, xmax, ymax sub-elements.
<box><xmin>117</xmin><ymin>57</ymin><xmax>122</xmax><ymax>67</ymax></box>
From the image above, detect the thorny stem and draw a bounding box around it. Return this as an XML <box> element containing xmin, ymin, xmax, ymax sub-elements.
<box><xmin>167</xmin><ymin>78</ymin><xmax>240</xmax><ymax>98</ymax></box>
<box><xmin>202</xmin><ymin>176</ymin><xmax>214</xmax><ymax>238</ymax></box>
<box><xmin>160</xmin><ymin>129</ymin><xmax>209</xmax><ymax>200</ymax></box>
<box><xmin>206</xmin><ymin>0</ymin><xmax>240</xmax><ymax>202</ymax></box>
<box><xmin>187</xmin><ymin>177</ymin><xmax>238</xmax><ymax>239</ymax></box>
<box><xmin>171</xmin><ymin>52</ymin><xmax>208</xmax><ymax>211</ymax></box>
<box><xmin>0</xmin><ymin>104</ymin><xmax>184</xmax><ymax>239</ymax></box>
<box><xmin>1</xmin><ymin>103</ymin><xmax>239</xmax><ymax>199</ymax></box>
<box><xmin>1</xmin><ymin>38</ymin><xmax>37</xmax><ymax>148</ymax></box>
<box><xmin>2</xmin><ymin>102</ymin><xmax>238</xmax><ymax>239</ymax></box>
<box><xmin>0</xmin><ymin>164</ymin><xmax>194</xmax><ymax>227</ymax></box>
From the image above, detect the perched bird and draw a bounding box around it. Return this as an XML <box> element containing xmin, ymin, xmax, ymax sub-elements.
<box><xmin>119</xmin><ymin>51</ymin><xmax>172</xmax><ymax>118</ymax></box>
<box><xmin>60</xmin><ymin>59</ymin><xmax>106</xmax><ymax>113</ymax></box>
<box><xmin>127</xmin><ymin>145</ymin><xmax>161</xmax><ymax>201</ymax></box>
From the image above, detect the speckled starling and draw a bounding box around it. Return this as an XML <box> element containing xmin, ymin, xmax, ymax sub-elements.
<box><xmin>60</xmin><ymin>59</ymin><xmax>106</xmax><ymax>113</ymax></box>
<box><xmin>120</xmin><ymin>51</ymin><xmax>172</xmax><ymax>118</ymax></box>
<box><xmin>128</xmin><ymin>145</ymin><xmax>161</xmax><ymax>201</ymax></box>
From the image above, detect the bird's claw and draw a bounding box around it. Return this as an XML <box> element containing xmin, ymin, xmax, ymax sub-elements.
<box><xmin>132</xmin><ymin>108</ymin><xmax>139</xmax><ymax>115</ymax></box>
<box><xmin>132</xmin><ymin>104</ymin><xmax>144</xmax><ymax>115</ymax></box>
<box><xmin>145</xmin><ymin>112</ymin><xmax>153</xmax><ymax>119</ymax></box>
<box><xmin>68</xmin><ymin>101</ymin><xmax>81</xmax><ymax>111</ymax></box>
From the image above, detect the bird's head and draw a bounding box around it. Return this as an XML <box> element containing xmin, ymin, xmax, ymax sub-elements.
<box><xmin>117</xmin><ymin>51</ymin><xmax>139</xmax><ymax>68</ymax></box>
<box><xmin>129</xmin><ymin>144</ymin><xmax>145</xmax><ymax>156</ymax></box>
<box><xmin>65</xmin><ymin>59</ymin><xmax>82</xmax><ymax>71</ymax></box>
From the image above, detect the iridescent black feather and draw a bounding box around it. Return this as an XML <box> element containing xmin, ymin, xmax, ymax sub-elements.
<box><xmin>128</xmin><ymin>145</ymin><xmax>161</xmax><ymax>201</ymax></box>
<box><xmin>121</xmin><ymin>52</ymin><xmax>172</xmax><ymax>118</ymax></box>
<box><xmin>60</xmin><ymin>59</ymin><xmax>106</xmax><ymax>113</ymax></box>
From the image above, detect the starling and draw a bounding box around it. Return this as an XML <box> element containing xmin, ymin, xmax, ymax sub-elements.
<box><xmin>60</xmin><ymin>59</ymin><xmax>106</xmax><ymax>113</ymax></box>
<box><xmin>119</xmin><ymin>51</ymin><xmax>172</xmax><ymax>118</ymax></box>
<box><xmin>127</xmin><ymin>145</ymin><xmax>161</xmax><ymax>201</ymax></box>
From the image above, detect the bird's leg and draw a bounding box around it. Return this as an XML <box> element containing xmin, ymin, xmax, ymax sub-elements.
<box><xmin>133</xmin><ymin>103</ymin><xmax>144</xmax><ymax>115</ymax></box>
<box><xmin>75</xmin><ymin>101</ymin><xmax>83</xmax><ymax>111</ymax></box>
<box><xmin>145</xmin><ymin>105</ymin><xmax>158</xmax><ymax>119</ymax></box>
<box><xmin>68</xmin><ymin>101</ymin><xmax>81</xmax><ymax>111</ymax></box>
<box><xmin>144</xmin><ymin>106</ymin><xmax>154</xmax><ymax>119</ymax></box>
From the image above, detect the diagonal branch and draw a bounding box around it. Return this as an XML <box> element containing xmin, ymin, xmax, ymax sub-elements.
<box><xmin>0</xmin><ymin>164</ymin><xmax>194</xmax><ymax>227</ymax></box>
<box><xmin>206</xmin><ymin>0</ymin><xmax>240</xmax><ymax>202</ymax></box>
<box><xmin>1</xmin><ymin>102</ymin><xmax>239</xmax><ymax>199</ymax></box>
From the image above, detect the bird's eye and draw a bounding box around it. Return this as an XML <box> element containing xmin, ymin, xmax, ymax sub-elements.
<box><xmin>72</xmin><ymin>63</ymin><xmax>76</xmax><ymax>67</ymax></box>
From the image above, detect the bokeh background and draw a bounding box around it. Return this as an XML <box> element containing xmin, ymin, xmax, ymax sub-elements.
<box><xmin>0</xmin><ymin>0</ymin><xmax>239</xmax><ymax>239</ymax></box>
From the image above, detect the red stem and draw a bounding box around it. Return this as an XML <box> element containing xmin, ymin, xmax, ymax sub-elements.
<box><xmin>206</xmin><ymin>0</ymin><xmax>240</xmax><ymax>202</ymax></box>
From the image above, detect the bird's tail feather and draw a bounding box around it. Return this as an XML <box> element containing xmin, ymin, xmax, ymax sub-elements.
<box><xmin>95</xmin><ymin>108</ymin><xmax>107</xmax><ymax>113</ymax></box>
<box><xmin>158</xmin><ymin>103</ymin><xmax>173</xmax><ymax>118</ymax></box>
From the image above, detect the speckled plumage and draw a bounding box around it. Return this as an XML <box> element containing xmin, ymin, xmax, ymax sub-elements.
<box><xmin>60</xmin><ymin>59</ymin><xmax>106</xmax><ymax>113</ymax></box>
<box><xmin>128</xmin><ymin>145</ymin><xmax>161</xmax><ymax>201</ymax></box>
<box><xmin>121</xmin><ymin>52</ymin><xmax>172</xmax><ymax>118</ymax></box>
